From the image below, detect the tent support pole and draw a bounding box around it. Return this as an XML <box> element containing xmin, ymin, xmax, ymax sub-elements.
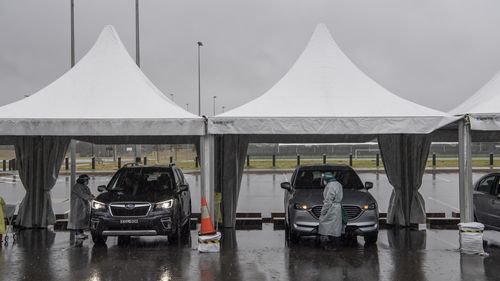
<box><xmin>200</xmin><ymin>135</ymin><xmax>215</xmax><ymax>224</ymax></box>
<box><xmin>70</xmin><ymin>140</ymin><xmax>76</xmax><ymax>187</ymax></box>
<box><xmin>458</xmin><ymin>117</ymin><xmax>473</xmax><ymax>223</ymax></box>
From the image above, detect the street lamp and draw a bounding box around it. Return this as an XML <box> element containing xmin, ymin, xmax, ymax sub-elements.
<box><xmin>186</xmin><ymin>103</ymin><xmax>189</xmax><ymax>111</ymax></box>
<box><xmin>170</xmin><ymin>93</ymin><xmax>174</xmax><ymax>102</ymax></box>
<box><xmin>212</xmin><ymin>95</ymin><xmax>217</xmax><ymax>116</ymax></box>
<box><xmin>197</xmin><ymin>41</ymin><xmax>203</xmax><ymax>116</ymax></box>
<box><xmin>222</xmin><ymin>105</ymin><xmax>225</xmax><ymax>113</ymax></box>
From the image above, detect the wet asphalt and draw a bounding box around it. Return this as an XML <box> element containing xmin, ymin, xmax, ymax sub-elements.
<box><xmin>1</xmin><ymin>225</ymin><xmax>500</xmax><ymax>281</ymax></box>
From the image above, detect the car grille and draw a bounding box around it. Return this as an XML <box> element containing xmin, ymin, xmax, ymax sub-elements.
<box><xmin>109</xmin><ymin>203</ymin><xmax>151</xmax><ymax>217</ymax></box>
<box><xmin>343</xmin><ymin>205</ymin><xmax>362</xmax><ymax>220</ymax></box>
<box><xmin>311</xmin><ymin>206</ymin><xmax>323</xmax><ymax>219</ymax></box>
<box><xmin>310</xmin><ymin>205</ymin><xmax>362</xmax><ymax>221</ymax></box>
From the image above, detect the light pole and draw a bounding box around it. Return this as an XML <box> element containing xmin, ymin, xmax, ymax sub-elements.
<box><xmin>134</xmin><ymin>0</ymin><xmax>141</xmax><ymax>160</ymax></box>
<box><xmin>222</xmin><ymin>106</ymin><xmax>225</xmax><ymax>113</ymax></box>
<box><xmin>212</xmin><ymin>95</ymin><xmax>217</xmax><ymax>116</ymax></box>
<box><xmin>186</xmin><ymin>103</ymin><xmax>189</xmax><ymax>111</ymax></box>
<box><xmin>135</xmin><ymin>0</ymin><xmax>140</xmax><ymax>67</ymax></box>
<box><xmin>70</xmin><ymin>0</ymin><xmax>77</xmax><ymax>188</ymax></box>
<box><xmin>197</xmin><ymin>41</ymin><xmax>203</xmax><ymax>116</ymax></box>
<box><xmin>170</xmin><ymin>93</ymin><xmax>174</xmax><ymax>101</ymax></box>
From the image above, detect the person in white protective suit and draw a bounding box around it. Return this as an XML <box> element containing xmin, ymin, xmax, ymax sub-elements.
<box><xmin>318</xmin><ymin>172</ymin><xmax>343</xmax><ymax>250</ymax></box>
<box><xmin>67</xmin><ymin>174</ymin><xmax>95</xmax><ymax>240</ymax></box>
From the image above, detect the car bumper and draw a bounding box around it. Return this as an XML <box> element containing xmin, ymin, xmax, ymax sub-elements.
<box><xmin>291</xmin><ymin>209</ymin><xmax>379</xmax><ymax>237</ymax></box>
<box><xmin>90</xmin><ymin>213</ymin><xmax>174</xmax><ymax>236</ymax></box>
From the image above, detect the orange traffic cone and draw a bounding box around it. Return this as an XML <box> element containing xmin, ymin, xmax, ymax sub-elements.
<box><xmin>199</xmin><ymin>196</ymin><xmax>216</xmax><ymax>235</ymax></box>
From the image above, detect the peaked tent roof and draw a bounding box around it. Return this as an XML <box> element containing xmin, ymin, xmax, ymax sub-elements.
<box><xmin>0</xmin><ymin>25</ymin><xmax>204</xmax><ymax>136</ymax></box>
<box><xmin>209</xmin><ymin>24</ymin><xmax>458</xmax><ymax>135</ymax></box>
<box><xmin>450</xmin><ymin>71</ymin><xmax>500</xmax><ymax>131</ymax></box>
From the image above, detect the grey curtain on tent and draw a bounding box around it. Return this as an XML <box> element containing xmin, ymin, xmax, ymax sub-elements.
<box><xmin>15</xmin><ymin>136</ymin><xmax>70</xmax><ymax>228</ymax></box>
<box><xmin>378</xmin><ymin>134</ymin><xmax>431</xmax><ymax>226</ymax></box>
<box><xmin>214</xmin><ymin>135</ymin><xmax>249</xmax><ymax>228</ymax></box>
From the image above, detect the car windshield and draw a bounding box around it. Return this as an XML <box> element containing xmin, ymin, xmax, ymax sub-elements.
<box><xmin>107</xmin><ymin>167</ymin><xmax>175</xmax><ymax>196</ymax></box>
<box><xmin>293</xmin><ymin>168</ymin><xmax>364</xmax><ymax>190</ymax></box>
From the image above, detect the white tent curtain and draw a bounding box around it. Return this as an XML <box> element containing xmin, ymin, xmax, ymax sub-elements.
<box><xmin>378</xmin><ymin>135</ymin><xmax>431</xmax><ymax>226</ymax></box>
<box><xmin>214</xmin><ymin>135</ymin><xmax>249</xmax><ymax>227</ymax></box>
<box><xmin>15</xmin><ymin>136</ymin><xmax>70</xmax><ymax>228</ymax></box>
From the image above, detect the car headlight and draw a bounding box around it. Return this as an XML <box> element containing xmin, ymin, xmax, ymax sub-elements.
<box><xmin>294</xmin><ymin>203</ymin><xmax>309</xmax><ymax>210</ymax></box>
<box><xmin>91</xmin><ymin>200</ymin><xmax>106</xmax><ymax>210</ymax></box>
<box><xmin>362</xmin><ymin>203</ymin><xmax>377</xmax><ymax>210</ymax></box>
<box><xmin>155</xmin><ymin>199</ymin><xmax>174</xmax><ymax>210</ymax></box>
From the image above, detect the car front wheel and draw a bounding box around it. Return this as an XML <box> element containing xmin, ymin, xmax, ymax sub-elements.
<box><xmin>285</xmin><ymin>222</ymin><xmax>300</xmax><ymax>245</ymax></box>
<box><xmin>364</xmin><ymin>232</ymin><xmax>378</xmax><ymax>245</ymax></box>
<box><xmin>91</xmin><ymin>232</ymin><xmax>107</xmax><ymax>244</ymax></box>
<box><xmin>169</xmin><ymin>212</ymin><xmax>183</xmax><ymax>243</ymax></box>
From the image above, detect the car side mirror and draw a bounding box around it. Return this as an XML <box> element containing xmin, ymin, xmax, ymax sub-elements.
<box><xmin>365</xmin><ymin>181</ymin><xmax>374</xmax><ymax>190</ymax></box>
<box><xmin>179</xmin><ymin>184</ymin><xmax>189</xmax><ymax>192</ymax></box>
<box><xmin>281</xmin><ymin>182</ymin><xmax>291</xmax><ymax>191</ymax></box>
<box><xmin>97</xmin><ymin>185</ymin><xmax>107</xmax><ymax>192</ymax></box>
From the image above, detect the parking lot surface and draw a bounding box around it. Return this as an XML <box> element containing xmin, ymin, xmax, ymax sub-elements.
<box><xmin>1</xmin><ymin>225</ymin><xmax>500</xmax><ymax>281</ymax></box>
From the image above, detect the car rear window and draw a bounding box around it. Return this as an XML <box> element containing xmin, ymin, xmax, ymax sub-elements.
<box><xmin>293</xmin><ymin>168</ymin><xmax>364</xmax><ymax>190</ymax></box>
<box><xmin>108</xmin><ymin>167</ymin><xmax>175</xmax><ymax>196</ymax></box>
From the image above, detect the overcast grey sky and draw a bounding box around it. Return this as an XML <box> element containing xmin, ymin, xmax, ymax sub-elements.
<box><xmin>1</xmin><ymin>0</ymin><xmax>500</xmax><ymax>115</ymax></box>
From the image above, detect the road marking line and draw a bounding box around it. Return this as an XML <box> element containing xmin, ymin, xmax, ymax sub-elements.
<box><xmin>435</xmin><ymin>176</ymin><xmax>452</xmax><ymax>183</ymax></box>
<box><xmin>427</xmin><ymin>197</ymin><xmax>459</xmax><ymax>211</ymax></box>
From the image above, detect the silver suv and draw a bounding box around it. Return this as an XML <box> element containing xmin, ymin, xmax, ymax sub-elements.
<box><xmin>473</xmin><ymin>172</ymin><xmax>500</xmax><ymax>230</ymax></box>
<box><xmin>281</xmin><ymin>164</ymin><xmax>378</xmax><ymax>245</ymax></box>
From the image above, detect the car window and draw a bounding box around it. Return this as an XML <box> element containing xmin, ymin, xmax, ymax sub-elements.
<box><xmin>178</xmin><ymin>170</ymin><xmax>187</xmax><ymax>186</ymax></box>
<box><xmin>493</xmin><ymin>179</ymin><xmax>500</xmax><ymax>196</ymax></box>
<box><xmin>108</xmin><ymin>167</ymin><xmax>175</xmax><ymax>195</ymax></box>
<box><xmin>476</xmin><ymin>176</ymin><xmax>496</xmax><ymax>194</ymax></box>
<box><xmin>175</xmin><ymin>169</ymin><xmax>186</xmax><ymax>186</ymax></box>
<box><xmin>173</xmin><ymin>169</ymin><xmax>181</xmax><ymax>187</ymax></box>
<box><xmin>293</xmin><ymin>168</ymin><xmax>363</xmax><ymax>189</ymax></box>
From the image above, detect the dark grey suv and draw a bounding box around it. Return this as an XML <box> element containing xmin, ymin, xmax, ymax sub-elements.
<box><xmin>473</xmin><ymin>172</ymin><xmax>500</xmax><ymax>230</ymax></box>
<box><xmin>281</xmin><ymin>164</ymin><xmax>379</xmax><ymax>245</ymax></box>
<box><xmin>90</xmin><ymin>164</ymin><xmax>191</xmax><ymax>244</ymax></box>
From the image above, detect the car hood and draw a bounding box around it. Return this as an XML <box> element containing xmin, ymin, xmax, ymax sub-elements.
<box><xmin>292</xmin><ymin>188</ymin><xmax>376</xmax><ymax>206</ymax></box>
<box><xmin>95</xmin><ymin>190</ymin><xmax>176</xmax><ymax>204</ymax></box>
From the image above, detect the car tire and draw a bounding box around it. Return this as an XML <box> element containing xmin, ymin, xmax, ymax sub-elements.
<box><xmin>117</xmin><ymin>236</ymin><xmax>131</xmax><ymax>245</ymax></box>
<box><xmin>285</xmin><ymin>222</ymin><xmax>300</xmax><ymax>245</ymax></box>
<box><xmin>364</xmin><ymin>233</ymin><xmax>378</xmax><ymax>245</ymax></box>
<box><xmin>169</xmin><ymin>212</ymin><xmax>183</xmax><ymax>243</ymax></box>
<box><xmin>181</xmin><ymin>217</ymin><xmax>191</xmax><ymax>237</ymax></box>
<box><xmin>91</xmin><ymin>233</ymin><xmax>107</xmax><ymax>244</ymax></box>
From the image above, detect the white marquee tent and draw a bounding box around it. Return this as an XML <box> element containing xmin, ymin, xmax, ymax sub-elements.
<box><xmin>450</xmin><ymin>71</ymin><xmax>500</xmax><ymax>223</ymax></box>
<box><xmin>0</xmin><ymin>26</ymin><xmax>206</xmax><ymax>228</ymax></box>
<box><xmin>209</xmin><ymin>24</ymin><xmax>460</xmax><ymax>227</ymax></box>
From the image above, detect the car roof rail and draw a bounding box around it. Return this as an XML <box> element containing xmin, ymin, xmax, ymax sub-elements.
<box><xmin>168</xmin><ymin>163</ymin><xmax>176</xmax><ymax>167</ymax></box>
<box><xmin>122</xmin><ymin>162</ymin><xmax>142</xmax><ymax>168</ymax></box>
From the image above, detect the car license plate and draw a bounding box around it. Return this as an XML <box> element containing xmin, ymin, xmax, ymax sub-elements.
<box><xmin>120</xmin><ymin>219</ymin><xmax>138</xmax><ymax>224</ymax></box>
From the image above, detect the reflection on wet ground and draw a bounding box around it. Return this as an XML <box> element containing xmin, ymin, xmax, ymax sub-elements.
<box><xmin>1</xmin><ymin>225</ymin><xmax>500</xmax><ymax>280</ymax></box>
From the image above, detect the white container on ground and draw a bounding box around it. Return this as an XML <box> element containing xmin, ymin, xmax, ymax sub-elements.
<box><xmin>198</xmin><ymin>232</ymin><xmax>221</xmax><ymax>253</ymax></box>
<box><xmin>458</xmin><ymin>222</ymin><xmax>488</xmax><ymax>256</ymax></box>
